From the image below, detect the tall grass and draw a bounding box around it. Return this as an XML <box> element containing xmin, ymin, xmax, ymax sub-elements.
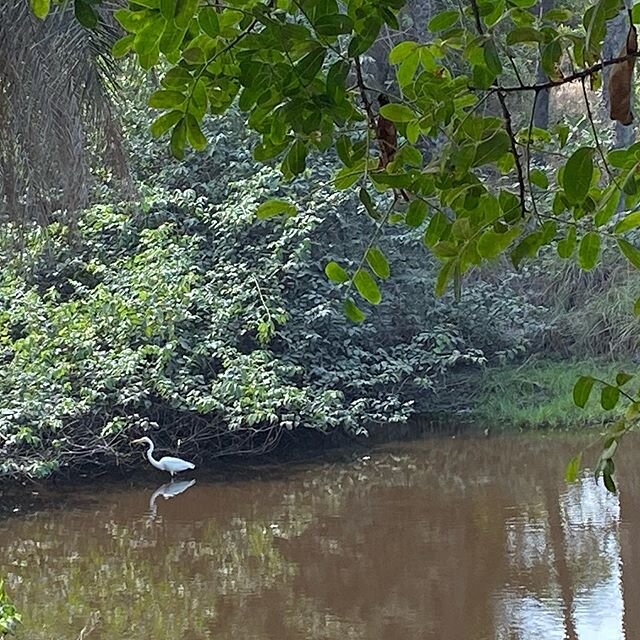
<box><xmin>534</xmin><ymin>257</ymin><xmax>640</xmax><ymax>358</ymax></box>
<box><xmin>471</xmin><ymin>359</ymin><xmax>632</xmax><ymax>429</ymax></box>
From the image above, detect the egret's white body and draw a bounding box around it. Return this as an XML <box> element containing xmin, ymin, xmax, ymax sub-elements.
<box><xmin>131</xmin><ymin>437</ymin><xmax>195</xmax><ymax>478</ymax></box>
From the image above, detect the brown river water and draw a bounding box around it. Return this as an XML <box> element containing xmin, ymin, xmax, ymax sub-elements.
<box><xmin>2</xmin><ymin>432</ymin><xmax>640</xmax><ymax>640</ymax></box>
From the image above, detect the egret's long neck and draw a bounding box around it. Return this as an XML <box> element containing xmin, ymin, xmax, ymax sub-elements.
<box><xmin>145</xmin><ymin>441</ymin><xmax>160</xmax><ymax>468</ymax></box>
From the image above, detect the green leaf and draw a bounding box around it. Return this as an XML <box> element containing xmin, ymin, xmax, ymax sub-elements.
<box><xmin>564</xmin><ymin>147</ymin><xmax>594</xmax><ymax>203</ymax></box>
<box><xmin>148</xmin><ymin>90</ymin><xmax>186</xmax><ymax>109</ymax></box>
<box><xmin>477</xmin><ymin>227</ymin><xmax>520</xmax><ymax>259</ymax></box>
<box><xmin>564</xmin><ymin>453</ymin><xmax>582</xmax><ymax>483</ymax></box>
<box><xmin>472</xmin><ymin>131</ymin><xmax>510</xmax><ymax>167</ymax></box>
<box><xmin>615</xmin><ymin>211</ymin><xmax>640</xmax><ymax>234</ymax></box>
<box><xmin>160</xmin><ymin>21</ymin><xmax>187</xmax><ymax>54</ymax></box>
<box><xmin>159</xmin><ymin>0</ymin><xmax>176</xmax><ymax>19</ymax></box>
<box><xmin>134</xmin><ymin>15</ymin><xmax>166</xmax><ymax>56</ymax></box>
<box><xmin>608</xmin><ymin>148</ymin><xmax>636</xmax><ymax>168</ymax></box>
<box><xmin>530</xmin><ymin>168</ymin><xmax>549</xmax><ymax>189</ymax></box>
<box><xmin>150</xmin><ymin>110</ymin><xmax>184</xmax><ymax>138</ymax></box>
<box><xmin>573</xmin><ymin>375</ymin><xmax>594</xmax><ymax>408</ymax></box>
<box><xmin>602</xmin><ymin>438</ymin><xmax>619</xmax><ymax>461</ymax></box>
<box><xmin>326</xmin><ymin>60</ymin><xmax>350</xmax><ymax>104</ymax></box>
<box><xmin>365</xmin><ymin>247</ymin><xmax>390</xmax><ymax>280</ymax></box>
<box><xmin>325</xmin><ymin>261</ymin><xmax>350</xmax><ymax>284</ymax></box>
<box><xmin>424</xmin><ymin>211</ymin><xmax>449</xmax><ymax>247</ymax></box>
<box><xmin>389</xmin><ymin>41</ymin><xmax>419</xmax><ymax>64</ymax></box>
<box><xmin>74</xmin><ymin>0</ymin><xmax>98</xmax><ymax>29</ymax></box>
<box><xmin>285</xmin><ymin>140</ymin><xmax>307</xmax><ymax>176</ymax></box>
<box><xmin>635</xmin><ymin>296</ymin><xmax>640</xmax><ymax>316</ymax></box>
<box><xmin>616</xmin><ymin>372</ymin><xmax>633</xmax><ymax>386</ymax></box>
<box><xmin>343</xmin><ymin>298</ymin><xmax>365</xmax><ymax>323</ymax></box>
<box><xmin>603</xmin><ymin>468</ymin><xmax>617</xmax><ymax>493</ymax></box>
<box><xmin>175</xmin><ymin>0</ymin><xmax>198</xmax><ymax>29</ymax></box>
<box><xmin>334</xmin><ymin>164</ymin><xmax>363</xmax><ymax>190</ymax></box>
<box><xmin>595</xmin><ymin>184</ymin><xmax>621</xmax><ymax>227</ymax></box>
<box><xmin>358</xmin><ymin>188</ymin><xmax>379</xmax><ymax>220</ymax></box>
<box><xmin>353</xmin><ymin>268</ymin><xmax>382</xmax><ymax>305</ymax></box>
<box><xmin>541</xmin><ymin>39</ymin><xmax>562</xmax><ymax>76</ymax></box>
<box><xmin>30</xmin><ymin>0</ymin><xmax>50</xmax><ymax>19</ymax></box>
<box><xmin>578</xmin><ymin>231</ymin><xmax>601</xmax><ymax>271</ymax></box>
<box><xmin>379</xmin><ymin>103</ymin><xmax>416</xmax><ymax>123</ymax></box>
<box><xmin>335</xmin><ymin>135</ymin><xmax>352</xmax><ymax>166</ymax></box>
<box><xmin>428</xmin><ymin>10</ymin><xmax>459</xmax><ymax>32</ymax></box>
<box><xmin>511</xmin><ymin>226</ymin><xmax>553</xmax><ymax>267</ymax></box>
<box><xmin>557</xmin><ymin>226</ymin><xmax>577</xmax><ymax>259</ymax></box>
<box><xmin>189</xmin><ymin>79</ymin><xmax>208</xmax><ymax>120</ymax></box>
<box><xmin>506</xmin><ymin>26</ymin><xmax>543</xmax><ymax>44</ymax></box>
<box><xmin>199</xmin><ymin>7</ymin><xmax>220</xmax><ymax>38</ymax></box>
<box><xmin>256</xmin><ymin>199</ymin><xmax>296</xmax><ymax>219</ymax></box>
<box><xmin>295</xmin><ymin>46</ymin><xmax>326</xmax><ymax>84</ymax></box>
<box><xmin>545</xmin><ymin>8</ymin><xmax>572</xmax><ymax>21</ymax></box>
<box><xmin>315</xmin><ymin>14</ymin><xmax>354</xmax><ymax>36</ymax></box>
<box><xmin>406</xmin><ymin>200</ymin><xmax>428</xmax><ymax>227</ymax></box>
<box><xmin>185</xmin><ymin>114</ymin><xmax>207</xmax><ymax>151</ymax></box>
<box><xmin>161</xmin><ymin>67</ymin><xmax>193</xmax><ymax>89</ymax></box>
<box><xmin>112</xmin><ymin>34</ymin><xmax>135</xmax><ymax>58</ymax></box>
<box><xmin>483</xmin><ymin>39</ymin><xmax>502</xmax><ymax>76</ymax></box>
<box><xmin>183</xmin><ymin>46</ymin><xmax>206</xmax><ymax>64</ymax></box>
<box><xmin>618</xmin><ymin>238</ymin><xmax>640</xmax><ymax>269</ymax></box>
<box><xmin>114</xmin><ymin>9</ymin><xmax>147</xmax><ymax>32</ymax></box>
<box><xmin>170</xmin><ymin>119</ymin><xmax>187</xmax><ymax>160</ymax></box>
<box><xmin>435</xmin><ymin>259</ymin><xmax>455</xmax><ymax>296</ymax></box>
<box><xmin>584</xmin><ymin>1</ymin><xmax>607</xmax><ymax>57</ymax></box>
<box><xmin>397</xmin><ymin>52</ymin><xmax>420</xmax><ymax>87</ymax></box>
<box><xmin>601</xmin><ymin>385</ymin><xmax>620</xmax><ymax>411</ymax></box>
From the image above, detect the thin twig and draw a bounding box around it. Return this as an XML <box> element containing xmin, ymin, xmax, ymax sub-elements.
<box><xmin>469</xmin><ymin>0</ymin><xmax>526</xmax><ymax>216</ymax></box>
<box><xmin>353</xmin><ymin>56</ymin><xmax>377</xmax><ymax>130</ymax></box>
<box><xmin>580</xmin><ymin>77</ymin><xmax>619</xmax><ymax>187</ymax></box>
<box><xmin>497</xmin><ymin>91</ymin><xmax>527</xmax><ymax>217</ymax></box>
<box><xmin>526</xmin><ymin>89</ymin><xmax>541</xmax><ymax>221</ymax></box>
<box><xmin>484</xmin><ymin>51</ymin><xmax>640</xmax><ymax>93</ymax></box>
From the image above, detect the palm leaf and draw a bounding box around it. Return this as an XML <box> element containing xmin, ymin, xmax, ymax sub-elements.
<box><xmin>0</xmin><ymin>0</ymin><xmax>128</xmax><ymax>230</ymax></box>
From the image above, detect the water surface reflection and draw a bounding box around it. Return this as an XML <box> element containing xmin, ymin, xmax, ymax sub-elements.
<box><xmin>1</xmin><ymin>433</ymin><xmax>637</xmax><ymax>639</ymax></box>
<box><xmin>148</xmin><ymin>479</ymin><xmax>196</xmax><ymax>520</ymax></box>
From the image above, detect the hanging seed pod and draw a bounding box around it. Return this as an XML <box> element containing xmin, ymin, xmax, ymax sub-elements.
<box><xmin>609</xmin><ymin>23</ymin><xmax>638</xmax><ymax>126</ymax></box>
<box><xmin>376</xmin><ymin>94</ymin><xmax>398</xmax><ymax>169</ymax></box>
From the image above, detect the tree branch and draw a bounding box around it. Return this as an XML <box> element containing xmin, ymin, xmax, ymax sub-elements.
<box><xmin>482</xmin><ymin>51</ymin><xmax>640</xmax><ymax>93</ymax></box>
<box><xmin>469</xmin><ymin>0</ymin><xmax>526</xmax><ymax>216</ymax></box>
<box><xmin>353</xmin><ymin>56</ymin><xmax>377</xmax><ymax>129</ymax></box>
<box><xmin>497</xmin><ymin>91</ymin><xmax>527</xmax><ymax>217</ymax></box>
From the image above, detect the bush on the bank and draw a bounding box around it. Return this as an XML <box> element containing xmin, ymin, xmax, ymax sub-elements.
<box><xmin>0</xmin><ymin>108</ymin><xmax>547</xmax><ymax>478</ymax></box>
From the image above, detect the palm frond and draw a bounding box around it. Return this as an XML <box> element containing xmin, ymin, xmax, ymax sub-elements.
<box><xmin>0</xmin><ymin>0</ymin><xmax>128</xmax><ymax>229</ymax></box>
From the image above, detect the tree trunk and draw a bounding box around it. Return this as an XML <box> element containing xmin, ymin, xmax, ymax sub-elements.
<box><xmin>603</xmin><ymin>10</ymin><xmax>636</xmax><ymax>149</ymax></box>
<box><xmin>532</xmin><ymin>0</ymin><xmax>554</xmax><ymax>130</ymax></box>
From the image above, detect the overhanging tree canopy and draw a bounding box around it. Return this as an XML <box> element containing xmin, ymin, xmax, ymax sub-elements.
<box><xmin>27</xmin><ymin>0</ymin><xmax>640</xmax><ymax>490</ymax></box>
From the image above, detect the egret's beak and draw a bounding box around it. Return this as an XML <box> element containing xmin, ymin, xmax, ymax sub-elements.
<box><xmin>130</xmin><ymin>438</ymin><xmax>145</xmax><ymax>445</ymax></box>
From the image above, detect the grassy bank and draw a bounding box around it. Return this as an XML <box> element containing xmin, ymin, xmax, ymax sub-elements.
<box><xmin>469</xmin><ymin>359</ymin><xmax>632</xmax><ymax>430</ymax></box>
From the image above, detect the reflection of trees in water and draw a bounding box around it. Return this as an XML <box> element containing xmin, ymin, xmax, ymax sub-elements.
<box><xmin>495</xmin><ymin>472</ymin><xmax>624</xmax><ymax>640</ymax></box>
<box><xmin>2</xmin><ymin>495</ymin><xmax>299</xmax><ymax>638</ymax></box>
<box><xmin>0</xmin><ymin>434</ymin><xmax>637</xmax><ymax>640</ymax></box>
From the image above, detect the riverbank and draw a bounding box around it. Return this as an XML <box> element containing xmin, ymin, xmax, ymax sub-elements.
<box><xmin>467</xmin><ymin>358</ymin><xmax>630</xmax><ymax>429</ymax></box>
<box><xmin>1</xmin><ymin>358</ymin><xmax>630</xmax><ymax>486</ymax></box>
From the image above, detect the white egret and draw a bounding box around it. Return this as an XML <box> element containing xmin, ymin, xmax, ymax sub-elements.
<box><xmin>131</xmin><ymin>437</ymin><xmax>195</xmax><ymax>478</ymax></box>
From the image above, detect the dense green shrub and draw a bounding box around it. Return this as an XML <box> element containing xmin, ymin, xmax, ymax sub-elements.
<box><xmin>0</xmin><ymin>106</ymin><xmax>547</xmax><ymax>479</ymax></box>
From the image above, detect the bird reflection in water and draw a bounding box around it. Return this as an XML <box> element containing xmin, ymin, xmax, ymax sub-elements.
<box><xmin>147</xmin><ymin>479</ymin><xmax>196</xmax><ymax>520</ymax></box>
